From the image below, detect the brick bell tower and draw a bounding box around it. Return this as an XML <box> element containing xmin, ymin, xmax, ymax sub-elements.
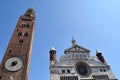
<box><xmin>0</xmin><ymin>8</ymin><xmax>35</xmax><ymax>80</ymax></box>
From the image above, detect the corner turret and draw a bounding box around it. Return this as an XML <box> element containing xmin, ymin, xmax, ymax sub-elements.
<box><xmin>49</xmin><ymin>47</ymin><xmax>57</xmax><ymax>65</ymax></box>
<box><xmin>96</xmin><ymin>50</ymin><xmax>105</xmax><ymax>63</ymax></box>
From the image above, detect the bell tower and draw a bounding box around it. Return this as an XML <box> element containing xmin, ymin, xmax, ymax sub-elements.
<box><xmin>0</xmin><ymin>8</ymin><xmax>35</xmax><ymax>80</ymax></box>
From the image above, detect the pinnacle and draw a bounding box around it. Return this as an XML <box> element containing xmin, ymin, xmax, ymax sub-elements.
<box><xmin>71</xmin><ymin>37</ymin><xmax>76</xmax><ymax>46</ymax></box>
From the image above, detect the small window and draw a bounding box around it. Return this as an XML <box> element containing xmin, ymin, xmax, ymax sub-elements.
<box><xmin>9</xmin><ymin>50</ymin><xmax>12</xmax><ymax>53</ymax></box>
<box><xmin>100</xmin><ymin>69</ymin><xmax>102</xmax><ymax>72</ymax></box>
<box><xmin>26</xmin><ymin>24</ymin><xmax>29</xmax><ymax>28</ymax></box>
<box><xmin>17</xmin><ymin>29</ymin><xmax>19</xmax><ymax>31</ymax></box>
<box><xmin>0</xmin><ymin>75</ymin><xmax>2</xmax><ymax>79</ymax></box>
<box><xmin>19</xmin><ymin>40</ymin><xmax>23</xmax><ymax>44</ymax></box>
<box><xmin>103</xmin><ymin>69</ymin><xmax>106</xmax><ymax>72</ymax></box>
<box><xmin>21</xmin><ymin>23</ymin><xmax>29</xmax><ymax>28</ymax></box>
<box><xmin>22</xmin><ymin>24</ymin><xmax>25</xmax><ymax>27</ymax></box>
<box><xmin>67</xmin><ymin>69</ymin><xmax>70</xmax><ymax>73</ymax></box>
<box><xmin>17</xmin><ymin>32</ymin><xmax>22</xmax><ymax>36</ymax></box>
<box><xmin>62</xmin><ymin>70</ymin><xmax>65</xmax><ymax>73</ymax></box>
<box><xmin>24</xmin><ymin>32</ymin><xmax>28</xmax><ymax>37</ymax></box>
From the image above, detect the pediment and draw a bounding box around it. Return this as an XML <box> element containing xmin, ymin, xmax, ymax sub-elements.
<box><xmin>64</xmin><ymin>45</ymin><xmax>90</xmax><ymax>54</ymax></box>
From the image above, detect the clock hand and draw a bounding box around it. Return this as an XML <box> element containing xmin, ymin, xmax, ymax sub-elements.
<box><xmin>11</xmin><ymin>61</ymin><xmax>18</xmax><ymax>66</ymax></box>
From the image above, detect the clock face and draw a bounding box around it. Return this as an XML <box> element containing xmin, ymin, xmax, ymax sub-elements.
<box><xmin>75</xmin><ymin>62</ymin><xmax>90</xmax><ymax>76</ymax></box>
<box><xmin>4</xmin><ymin>57</ymin><xmax>23</xmax><ymax>72</ymax></box>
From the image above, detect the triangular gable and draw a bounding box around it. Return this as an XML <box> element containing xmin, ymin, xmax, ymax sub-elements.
<box><xmin>64</xmin><ymin>44</ymin><xmax>90</xmax><ymax>54</ymax></box>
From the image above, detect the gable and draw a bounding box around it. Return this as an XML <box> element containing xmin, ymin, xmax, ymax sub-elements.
<box><xmin>64</xmin><ymin>45</ymin><xmax>90</xmax><ymax>54</ymax></box>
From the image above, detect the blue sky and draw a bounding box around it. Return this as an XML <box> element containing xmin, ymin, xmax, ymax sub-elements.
<box><xmin>0</xmin><ymin>0</ymin><xmax>119</xmax><ymax>79</ymax></box>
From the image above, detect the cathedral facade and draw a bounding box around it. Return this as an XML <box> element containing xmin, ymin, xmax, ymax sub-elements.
<box><xmin>49</xmin><ymin>39</ymin><xmax>117</xmax><ymax>80</ymax></box>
